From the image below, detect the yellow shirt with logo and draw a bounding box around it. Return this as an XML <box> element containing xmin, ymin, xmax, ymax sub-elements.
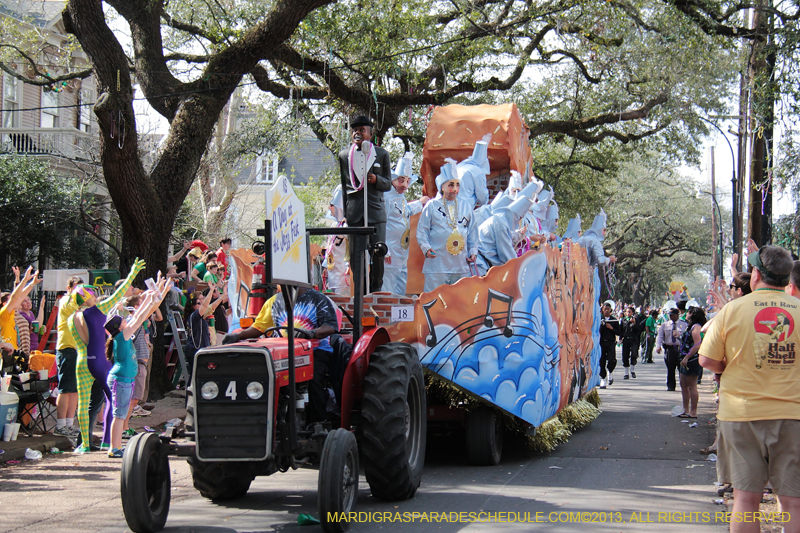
<box><xmin>699</xmin><ymin>289</ymin><xmax>800</xmax><ymax>421</ymax></box>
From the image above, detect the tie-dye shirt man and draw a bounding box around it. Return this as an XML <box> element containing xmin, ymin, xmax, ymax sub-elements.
<box><xmin>252</xmin><ymin>289</ymin><xmax>338</xmax><ymax>353</ymax></box>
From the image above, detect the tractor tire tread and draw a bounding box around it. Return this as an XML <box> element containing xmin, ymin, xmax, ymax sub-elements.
<box><xmin>360</xmin><ymin>342</ymin><xmax>426</xmax><ymax>501</ymax></box>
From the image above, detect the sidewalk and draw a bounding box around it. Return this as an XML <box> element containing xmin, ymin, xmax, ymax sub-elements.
<box><xmin>0</xmin><ymin>389</ymin><xmax>187</xmax><ymax>463</ymax></box>
<box><xmin>540</xmin><ymin>354</ymin><xmax>724</xmax><ymax>530</ymax></box>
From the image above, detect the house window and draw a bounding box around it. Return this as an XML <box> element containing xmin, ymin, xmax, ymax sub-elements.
<box><xmin>78</xmin><ymin>89</ymin><xmax>91</xmax><ymax>132</ymax></box>
<box><xmin>3</xmin><ymin>74</ymin><xmax>18</xmax><ymax>128</ymax></box>
<box><xmin>41</xmin><ymin>89</ymin><xmax>59</xmax><ymax>128</ymax></box>
<box><xmin>254</xmin><ymin>156</ymin><xmax>277</xmax><ymax>184</ymax></box>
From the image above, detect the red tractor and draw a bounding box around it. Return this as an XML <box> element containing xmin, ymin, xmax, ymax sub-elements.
<box><xmin>119</xmin><ymin>226</ymin><xmax>426</xmax><ymax>533</ymax></box>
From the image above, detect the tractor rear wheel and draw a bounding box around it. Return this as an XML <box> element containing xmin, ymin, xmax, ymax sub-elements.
<box><xmin>187</xmin><ymin>456</ymin><xmax>254</xmax><ymax>501</ymax></box>
<box><xmin>361</xmin><ymin>342</ymin><xmax>426</xmax><ymax>501</ymax></box>
<box><xmin>466</xmin><ymin>405</ymin><xmax>504</xmax><ymax>465</ymax></box>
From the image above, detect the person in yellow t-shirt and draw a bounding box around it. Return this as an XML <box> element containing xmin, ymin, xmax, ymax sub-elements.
<box><xmin>54</xmin><ymin>259</ymin><xmax>144</xmax><ymax>437</ymax></box>
<box><xmin>0</xmin><ymin>267</ymin><xmax>41</xmax><ymax>356</ymax></box>
<box><xmin>700</xmin><ymin>245</ymin><xmax>800</xmax><ymax>533</ymax></box>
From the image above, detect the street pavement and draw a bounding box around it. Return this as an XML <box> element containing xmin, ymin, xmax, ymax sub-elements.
<box><xmin>0</xmin><ymin>357</ymin><xmax>728</xmax><ymax>533</ymax></box>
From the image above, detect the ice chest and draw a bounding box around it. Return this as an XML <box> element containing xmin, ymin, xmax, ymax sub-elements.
<box><xmin>0</xmin><ymin>391</ymin><xmax>19</xmax><ymax>436</ymax></box>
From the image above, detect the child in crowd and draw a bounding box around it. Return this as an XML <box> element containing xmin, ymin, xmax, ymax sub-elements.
<box><xmin>104</xmin><ymin>285</ymin><xmax>164</xmax><ymax>458</ymax></box>
<box><xmin>202</xmin><ymin>261</ymin><xmax>220</xmax><ymax>286</ymax></box>
<box><xmin>121</xmin><ymin>291</ymin><xmax>164</xmax><ymax>437</ymax></box>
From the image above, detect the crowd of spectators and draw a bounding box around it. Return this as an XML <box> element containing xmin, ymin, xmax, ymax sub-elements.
<box><xmin>0</xmin><ymin>237</ymin><xmax>233</xmax><ymax>455</ymax></box>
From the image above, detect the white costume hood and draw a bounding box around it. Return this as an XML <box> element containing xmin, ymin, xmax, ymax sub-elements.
<box><xmin>562</xmin><ymin>214</ymin><xmax>582</xmax><ymax>241</ymax></box>
<box><xmin>435</xmin><ymin>158</ymin><xmax>460</xmax><ymax>192</ymax></box>
<box><xmin>392</xmin><ymin>152</ymin><xmax>418</xmax><ymax>185</ymax></box>
<box><xmin>584</xmin><ymin>208</ymin><xmax>608</xmax><ymax>242</ymax></box>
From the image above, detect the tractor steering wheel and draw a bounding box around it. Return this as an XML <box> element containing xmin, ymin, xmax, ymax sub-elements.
<box><xmin>262</xmin><ymin>325</ymin><xmax>315</xmax><ymax>339</ymax></box>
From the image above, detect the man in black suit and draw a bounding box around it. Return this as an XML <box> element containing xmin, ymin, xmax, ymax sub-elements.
<box><xmin>338</xmin><ymin>115</ymin><xmax>392</xmax><ymax>292</ymax></box>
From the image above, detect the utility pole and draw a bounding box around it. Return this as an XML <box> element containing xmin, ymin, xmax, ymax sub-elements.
<box><xmin>747</xmin><ymin>0</ymin><xmax>775</xmax><ymax>247</ymax></box>
<box><xmin>736</xmin><ymin>55</ymin><xmax>748</xmax><ymax>267</ymax></box>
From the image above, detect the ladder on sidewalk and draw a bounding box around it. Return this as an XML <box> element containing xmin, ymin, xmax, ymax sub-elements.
<box><xmin>165</xmin><ymin>311</ymin><xmax>190</xmax><ymax>386</ymax></box>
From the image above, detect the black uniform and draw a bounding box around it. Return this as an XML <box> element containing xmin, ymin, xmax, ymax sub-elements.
<box><xmin>599</xmin><ymin>315</ymin><xmax>620</xmax><ymax>379</ymax></box>
<box><xmin>620</xmin><ymin>315</ymin><xmax>640</xmax><ymax>371</ymax></box>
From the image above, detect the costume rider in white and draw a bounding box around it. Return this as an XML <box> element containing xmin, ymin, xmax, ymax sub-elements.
<box><xmin>324</xmin><ymin>185</ymin><xmax>350</xmax><ymax>296</ymax></box>
<box><xmin>562</xmin><ymin>214</ymin><xmax>582</xmax><ymax>241</ymax></box>
<box><xmin>577</xmin><ymin>209</ymin><xmax>617</xmax><ymax>268</ymax></box>
<box><xmin>382</xmin><ymin>153</ymin><xmax>429</xmax><ymax>295</ymax></box>
<box><xmin>506</xmin><ymin>170</ymin><xmax>523</xmax><ymax>199</ymax></box>
<box><xmin>476</xmin><ymin>194</ymin><xmax>533</xmax><ymax>276</ymax></box>
<box><xmin>417</xmin><ymin>159</ymin><xmax>478</xmax><ymax>293</ymax></box>
<box><xmin>456</xmin><ymin>135</ymin><xmax>491</xmax><ymax>210</ymax></box>
<box><xmin>517</xmin><ymin>180</ymin><xmax>546</xmax><ymax>243</ymax></box>
<box><xmin>544</xmin><ymin>200</ymin><xmax>560</xmax><ymax>245</ymax></box>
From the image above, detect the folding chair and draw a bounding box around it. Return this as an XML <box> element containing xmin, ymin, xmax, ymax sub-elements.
<box><xmin>13</xmin><ymin>377</ymin><xmax>57</xmax><ymax>436</ymax></box>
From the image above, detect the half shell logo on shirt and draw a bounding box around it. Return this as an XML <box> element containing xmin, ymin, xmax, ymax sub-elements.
<box><xmin>753</xmin><ymin>307</ymin><xmax>796</xmax><ymax>369</ymax></box>
<box><xmin>754</xmin><ymin>307</ymin><xmax>794</xmax><ymax>342</ymax></box>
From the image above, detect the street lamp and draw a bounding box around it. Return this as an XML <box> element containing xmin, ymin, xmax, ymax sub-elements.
<box><xmin>699</xmin><ymin>115</ymin><xmax>740</xmax><ymax>271</ymax></box>
<box><xmin>698</xmin><ymin>189</ymin><xmax>724</xmax><ymax>281</ymax></box>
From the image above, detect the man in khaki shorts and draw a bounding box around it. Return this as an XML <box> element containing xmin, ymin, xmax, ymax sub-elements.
<box><xmin>700</xmin><ymin>245</ymin><xmax>800</xmax><ymax>533</ymax></box>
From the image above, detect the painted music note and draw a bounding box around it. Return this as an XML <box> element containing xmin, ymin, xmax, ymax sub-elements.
<box><xmin>422</xmin><ymin>298</ymin><xmax>439</xmax><ymax>347</ymax></box>
<box><xmin>483</xmin><ymin>288</ymin><xmax>514</xmax><ymax>337</ymax></box>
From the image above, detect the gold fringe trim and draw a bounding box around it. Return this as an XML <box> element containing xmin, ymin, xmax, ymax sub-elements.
<box><xmin>584</xmin><ymin>388</ymin><xmax>602</xmax><ymax>408</ymax></box>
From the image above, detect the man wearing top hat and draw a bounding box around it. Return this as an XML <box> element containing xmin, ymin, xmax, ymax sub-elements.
<box><xmin>338</xmin><ymin>115</ymin><xmax>393</xmax><ymax>293</ymax></box>
<box><xmin>382</xmin><ymin>153</ymin><xmax>429</xmax><ymax>295</ymax></box>
<box><xmin>417</xmin><ymin>158</ymin><xmax>478</xmax><ymax>293</ymax></box>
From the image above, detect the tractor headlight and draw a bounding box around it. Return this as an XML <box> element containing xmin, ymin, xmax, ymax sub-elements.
<box><xmin>246</xmin><ymin>381</ymin><xmax>264</xmax><ymax>400</ymax></box>
<box><xmin>201</xmin><ymin>381</ymin><xmax>219</xmax><ymax>400</ymax></box>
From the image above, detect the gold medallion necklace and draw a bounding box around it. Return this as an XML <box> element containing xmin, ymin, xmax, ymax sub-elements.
<box><xmin>445</xmin><ymin>197</ymin><xmax>465</xmax><ymax>255</ymax></box>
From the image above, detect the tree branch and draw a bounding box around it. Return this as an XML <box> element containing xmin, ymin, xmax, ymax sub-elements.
<box><xmin>529</xmin><ymin>91</ymin><xmax>669</xmax><ymax>139</ymax></box>
<box><xmin>0</xmin><ymin>45</ymin><xmax>93</xmax><ymax>85</ymax></box>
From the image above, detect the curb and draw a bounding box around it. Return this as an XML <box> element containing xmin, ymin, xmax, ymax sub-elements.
<box><xmin>1</xmin><ymin>434</ymin><xmax>74</xmax><ymax>463</ymax></box>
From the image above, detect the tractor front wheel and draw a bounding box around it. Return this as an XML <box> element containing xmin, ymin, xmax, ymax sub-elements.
<box><xmin>318</xmin><ymin>428</ymin><xmax>359</xmax><ymax>532</ymax></box>
<box><xmin>120</xmin><ymin>432</ymin><xmax>171</xmax><ymax>533</ymax></box>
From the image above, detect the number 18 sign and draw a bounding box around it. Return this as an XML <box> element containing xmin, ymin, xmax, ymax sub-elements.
<box><xmin>391</xmin><ymin>306</ymin><xmax>414</xmax><ymax>322</ymax></box>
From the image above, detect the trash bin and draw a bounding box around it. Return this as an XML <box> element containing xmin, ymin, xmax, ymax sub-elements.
<box><xmin>87</xmin><ymin>269</ymin><xmax>121</xmax><ymax>288</ymax></box>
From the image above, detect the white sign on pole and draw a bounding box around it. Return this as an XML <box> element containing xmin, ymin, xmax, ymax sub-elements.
<box><xmin>265</xmin><ymin>176</ymin><xmax>309</xmax><ymax>285</ymax></box>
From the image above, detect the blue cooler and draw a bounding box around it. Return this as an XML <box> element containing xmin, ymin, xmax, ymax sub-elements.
<box><xmin>0</xmin><ymin>391</ymin><xmax>19</xmax><ymax>437</ymax></box>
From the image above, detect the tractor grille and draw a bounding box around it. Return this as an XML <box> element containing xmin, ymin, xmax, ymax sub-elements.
<box><xmin>194</xmin><ymin>349</ymin><xmax>273</xmax><ymax>460</ymax></box>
